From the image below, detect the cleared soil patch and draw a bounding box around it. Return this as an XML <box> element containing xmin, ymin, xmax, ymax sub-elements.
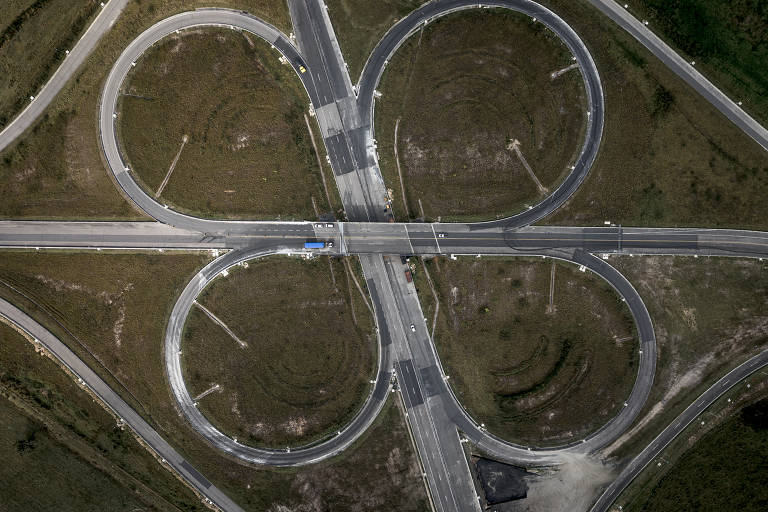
<box><xmin>119</xmin><ymin>28</ymin><xmax>326</xmax><ymax>219</ymax></box>
<box><xmin>0</xmin><ymin>0</ymin><xmax>98</xmax><ymax>129</ymax></box>
<box><xmin>326</xmin><ymin>0</ymin><xmax>427</xmax><ymax>80</ymax></box>
<box><xmin>183</xmin><ymin>256</ymin><xmax>376</xmax><ymax>448</ymax></box>
<box><xmin>606</xmin><ymin>256</ymin><xmax>768</xmax><ymax>460</ymax></box>
<box><xmin>0</xmin><ymin>1</ymin><xmax>289</xmax><ymax>220</ymax></box>
<box><xmin>375</xmin><ymin>9</ymin><xmax>586</xmax><ymax>221</ymax></box>
<box><xmin>423</xmin><ymin>256</ymin><xmax>637</xmax><ymax>446</ymax></box>
<box><xmin>539</xmin><ymin>0</ymin><xmax>768</xmax><ymax>230</ymax></box>
<box><xmin>0</xmin><ymin>251</ymin><xmax>427</xmax><ymax>509</ymax></box>
<box><xmin>0</xmin><ymin>322</ymin><xmax>204</xmax><ymax>511</ymax></box>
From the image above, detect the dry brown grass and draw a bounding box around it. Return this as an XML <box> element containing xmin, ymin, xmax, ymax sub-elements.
<box><xmin>0</xmin><ymin>0</ymin><xmax>98</xmax><ymax>129</ymax></box>
<box><xmin>606</xmin><ymin>256</ymin><xmax>768</xmax><ymax>460</ymax></box>
<box><xmin>538</xmin><ymin>0</ymin><xmax>768</xmax><ymax>230</ymax></box>
<box><xmin>0</xmin><ymin>1</ymin><xmax>290</xmax><ymax>220</ymax></box>
<box><xmin>326</xmin><ymin>0</ymin><xmax>427</xmax><ymax>81</ymax></box>
<box><xmin>375</xmin><ymin>9</ymin><xmax>586</xmax><ymax>222</ymax></box>
<box><xmin>424</xmin><ymin>256</ymin><xmax>637</xmax><ymax>446</ymax></box>
<box><xmin>0</xmin><ymin>250</ymin><xmax>429</xmax><ymax>510</ymax></box>
<box><xmin>119</xmin><ymin>28</ymin><xmax>327</xmax><ymax>219</ymax></box>
<box><xmin>182</xmin><ymin>256</ymin><xmax>376</xmax><ymax>447</ymax></box>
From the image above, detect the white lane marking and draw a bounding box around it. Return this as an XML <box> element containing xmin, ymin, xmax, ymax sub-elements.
<box><xmin>430</xmin><ymin>224</ymin><xmax>442</xmax><ymax>254</ymax></box>
<box><xmin>404</xmin><ymin>225</ymin><xmax>415</xmax><ymax>255</ymax></box>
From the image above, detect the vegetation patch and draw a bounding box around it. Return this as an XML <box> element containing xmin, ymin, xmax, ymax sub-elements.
<box><xmin>119</xmin><ymin>28</ymin><xmax>328</xmax><ymax>219</ymax></box>
<box><xmin>375</xmin><ymin>9</ymin><xmax>586</xmax><ymax>221</ymax></box>
<box><xmin>631</xmin><ymin>0</ymin><xmax>768</xmax><ymax>126</ymax></box>
<box><xmin>422</xmin><ymin>256</ymin><xmax>637</xmax><ymax>446</ymax></box>
<box><xmin>0</xmin><ymin>0</ymin><xmax>290</xmax><ymax>220</ymax></box>
<box><xmin>326</xmin><ymin>0</ymin><xmax>427</xmax><ymax>80</ymax></box>
<box><xmin>0</xmin><ymin>322</ymin><xmax>204</xmax><ymax>511</ymax></box>
<box><xmin>635</xmin><ymin>398</ymin><xmax>768</xmax><ymax>511</ymax></box>
<box><xmin>538</xmin><ymin>0</ymin><xmax>768</xmax><ymax>230</ymax></box>
<box><xmin>0</xmin><ymin>251</ymin><xmax>428</xmax><ymax>509</ymax></box>
<box><xmin>606</xmin><ymin>256</ymin><xmax>768</xmax><ymax>460</ymax></box>
<box><xmin>183</xmin><ymin>256</ymin><xmax>376</xmax><ymax>447</ymax></box>
<box><xmin>0</xmin><ymin>0</ymin><xmax>98</xmax><ymax>129</ymax></box>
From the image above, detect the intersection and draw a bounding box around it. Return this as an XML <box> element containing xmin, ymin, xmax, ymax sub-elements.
<box><xmin>1</xmin><ymin>1</ymin><xmax>767</xmax><ymax>511</ymax></box>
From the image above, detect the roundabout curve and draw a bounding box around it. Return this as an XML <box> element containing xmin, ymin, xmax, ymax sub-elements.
<box><xmin>164</xmin><ymin>245</ymin><xmax>393</xmax><ymax>466</ymax></box>
<box><xmin>431</xmin><ymin>250</ymin><xmax>656</xmax><ymax>465</ymax></box>
<box><xmin>99</xmin><ymin>9</ymin><xmax>316</xmax><ymax>233</ymax></box>
<box><xmin>356</xmin><ymin>0</ymin><xmax>604</xmax><ymax>229</ymax></box>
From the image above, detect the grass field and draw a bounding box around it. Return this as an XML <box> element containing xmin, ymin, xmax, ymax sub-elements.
<box><xmin>422</xmin><ymin>256</ymin><xmax>637</xmax><ymax>446</ymax></box>
<box><xmin>326</xmin><ymin>0</ymin><xmax>427</xmax><ymax>81</ymax></box>
<box><xmin>630</xmin><ymin>0</ymin><xmax>768</xmax><ymax>127</ymax></box>
<box><xmin>182</xmin><ymin>256</ymin><xmax>376</xmax><ymax>447</ymax></box>
<box><xmin>0</xmin><ymin>0</ymin><xmax>291</xmax><ymax>220</ymax></box>
<box><xmin>616</xmin><ymin>387</ymin><xmax>768</xmax><ymax>512</ymax></box>
<box><xmin>375</xmin><ymin>9</ymin><xmax>586</xmax><ymax>222</ymax></box>
<box><xmin>605</xmin><ymin>256</ymin><xmax>768</xmax><ymax>461</ymax></box>
<box><xmin>0</xmin><ymin>322</ymin><xmax>205</xmax><ymax>511</ymax></box>
<box><xmin>119</xmin><ymin>28</ymin><xmax>328</xmax><ymax>219</ymax></box>
<box><xmin>0</xmin><ymin>251</ymin><xmax>427</xmax><ymax>509</ymax></box>
<box><xmin>536</xmin><ymin>0</ymin><xmax>768</xmax><ymax>230</ymax></box>
<box><xmin>0</xmin><ymin>0</ymin><xmax>98</xmax><ymax>130</ymax></box>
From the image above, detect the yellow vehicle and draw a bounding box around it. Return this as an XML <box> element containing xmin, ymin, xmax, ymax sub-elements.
<box><xmin>295</xmin><ymin>58</ymin><xmax>307</xmax><ymax>74</ymax></box>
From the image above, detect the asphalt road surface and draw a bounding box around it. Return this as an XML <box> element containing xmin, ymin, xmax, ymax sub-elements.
<box><xmin>356</xmin><ymin>0</ymin><xmax>605</xmax><ymax>230</ymax></box>
<box><xmin>587</xmin><ymin>0</ymin><xmax>768</xmax><ymax>153</ymax></box>
<box><xmin>0</xmin><ymin>0</ymin><xmax>130</xmax><ymax>154</ymax></box>
<box><xmin>2</xmin><ymin>0</ymin><xmax>767</xmax><ymax>510</ymax></box>
<box><xmin>0</xmin><ymin>297</ymin><xmax>244</xmax><ymax>512</ymax></box>
<box><xmin>590</xmin><ymin>349</ymin><xmax>768</xmax><ymax>512</ymax></box>
<box><xmin>163</xmin><ymin>246</ymin><xmax>394</xmax><ymax>466</ymax></box>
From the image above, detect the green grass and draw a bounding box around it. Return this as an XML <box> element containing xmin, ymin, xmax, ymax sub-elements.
<box><xmin>0</xmin><ymin>322</ymin><xmax>205</xmax><ymax>511</ymax></box>
<box><xmin>375</xmin><ymin>9</ymin><xmax>586</xmax><ymax>222</ymax></box>
<box><xmin>182</xmin><ymin>256</ymin><xmax>376</xmax><ymax>447</ymax></box>
<box><xmin>423</xmin><ymin>256</ymin><xmax>637</xmax><ymax>446</ymax></box>
<box><xmin>0</xmin><ymin>251</ymin><xmax>427</xmax><ymax>510</ymax></box>
<box><xmin>537</xmin><ymin>0</ymin><xmax>768</xmax><ymax>230</ymax></box>
<box><xmin>629</xmin><ymin>0</ymin><xmax>768</xmax><ymax>127</ymax></box>
<box><xmin>607</xmin><ymin>256</ymin><xmax>768</xmax><ymax>460</ymax></box>
<box><xmin>119</xmin><ymin>28</ymin><xmax>327</xmax><ymax>220</ymax></box>
<box><xmin>616</xmin><ymin>386</ymin><xmax>768</xmax><ymax>512</ymax></box>
<box><xmin>326</xmin><ymin>0</ymin><xmax>427</xmax><ymax>81</ymax></box>
<box><xmin>0</xmin><ymin>0</ymin><xmax>98</xmax><ymax>129</ymax></box>
<box><xmin>0</xmin><ymin>0</ymin><xmax>290</xmax><ymax>220</ymax></box>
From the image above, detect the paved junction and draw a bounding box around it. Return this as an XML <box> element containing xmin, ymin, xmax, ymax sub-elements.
<box><xmin>1</xmin><ymin>1</ymin><xmax>767</xmax><ymax>511</ymax></box>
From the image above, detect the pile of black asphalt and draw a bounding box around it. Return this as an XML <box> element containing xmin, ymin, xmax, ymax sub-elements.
<box><xmin>475</xmin><ymin>458</ymin><xmax>530</xmax><ymax>506</ymax></box>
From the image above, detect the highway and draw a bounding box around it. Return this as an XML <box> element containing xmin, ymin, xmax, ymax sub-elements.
<box><xmin>3</xmin><ymin>222</ymin><xmax>768</xmax><ymax>259</ymax></box>
<box><xmin>356</xmin><ymin>0</ymin><xmax>605</xmax><ymax>229</ymax></box>
<box><xmin>0</xmin><ymin>0</ymin><xmax>130</xmax><ymax>154</ymax></box>
<box><xmin>0</xmin><ymin>297</ymin><xmax>244</xmax><ymax>512</ymax></box>
<box><xmin>0</xmin><ymin>0</ymin><xmax>766</xmax><ymax>510</ymax></box>
<box><xmin>590</xmin><ymin>349</ymin><xmax>768</xmax><ymax>512</ymax></box>
<box><xmin>587</xmin><ymin>0</ymin><xmax>768</xmax><ymax>153</ymax></box>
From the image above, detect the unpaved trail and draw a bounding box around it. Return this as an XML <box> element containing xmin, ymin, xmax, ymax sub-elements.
<box><xmin>194</xmin><ymin>301</ymin><xmax>247</xmax><ymax>349</ymax></box>
<box><xmin>155</xmin><ymin>134</ymin><xmax>188</xmax><ymax>197</ymax></box>
<box><xmin>394</xmin><ymin>117</ymin><xmax>411</xmax><ymax>218</ymax></box>
<box><xmin>508</xmin><ymin>139</ymin><xmax>548</xmax><ymax>194</ymax></box>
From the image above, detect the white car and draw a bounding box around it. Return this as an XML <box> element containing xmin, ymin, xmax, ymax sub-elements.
<box><xmin>437</xmin><ymin>233</ymin><xmax>446</xmax><ymax>238</ymax></box>
<box><xmin>410</xmin><ymin>324</ymin><xmax>416</xmax><ymax>333</ymax></box>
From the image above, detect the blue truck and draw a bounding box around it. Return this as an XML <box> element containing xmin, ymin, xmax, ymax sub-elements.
<box><xmin>304</xmin><ymin>241</ymin><xmax>333</xmax><ymax>249</ymax></box>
